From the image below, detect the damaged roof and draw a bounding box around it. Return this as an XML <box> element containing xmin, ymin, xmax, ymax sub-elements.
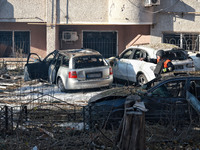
<box><xmin>135</xmin><ymin>43</ymin><xmax>180</xmax><ymax>51</ymax></box>
<box><xmin>58</xmin><ymin>49</ymin><xmax>101</xmax><ymax>57</ymax></box>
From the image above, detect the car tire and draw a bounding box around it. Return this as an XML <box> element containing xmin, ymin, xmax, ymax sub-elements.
<box><xmin>107</xmin><ymin>83</ymin><xmax>113</xmax><ymax>89</ymax></box>
<box><xmin>58</xmin><ymin>78</ymin><xmax>66</xmax><ymax>92</ymax></box>
<box><xmin>137</xmin><ymin>73</ymin><xmax>148</xmax><ymax>86</ymax></box>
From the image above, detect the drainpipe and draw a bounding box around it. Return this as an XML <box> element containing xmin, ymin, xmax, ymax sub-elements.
<box><xmin>51</xmin><ymin>0</ymin><xmax>54</xmax><ymax>26</ymax></box>
<box><xmin>66</xmin><ymin>0</ymin><xmax>69</xmax><ymax>24</ymax></box>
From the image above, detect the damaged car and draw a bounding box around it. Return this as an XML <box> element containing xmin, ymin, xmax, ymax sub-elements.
<box><xmin>24</xmin><ymin>49</ymin><xmax>113</xmax><ymax>92</ymax></box>
<box><xmin>84</xmin><ymin>72</ymin><xmax>200</xmax><ymax>129</ymax></box>
<box><xmin>108</xmin><ymin>43</ymin><xmax>195</xmax><ymax>85</ymax></box>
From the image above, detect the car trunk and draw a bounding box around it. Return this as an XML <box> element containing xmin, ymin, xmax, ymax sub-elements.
<box><xmin>75</xmin><ymin>66</ymin><xmax>110</xmax><ymax>81</ymax></box>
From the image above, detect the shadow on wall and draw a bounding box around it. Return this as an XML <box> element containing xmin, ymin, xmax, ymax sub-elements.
<box><xmin>0</xmin><ymin>0</ymin><xmax>14</xmax><ymax>20</ymax></box>
<box><xmin>0</xmin><ymin>44</ymin><xmax>12</xmax><ymax>57</ymax></box>
<box><xmin>152</xmin><ymin>0</ymin><xmax>195</xmax><ymax>37</ymax></box>
<box><xmin>0</xmin><ymin>0</ymin><xmax>14</xmax><ymax>57</ymax></box>
<box><xmin>167</xmin><ymin>0</ymin><xmax>195</xmax><ymax>22</ymax></box>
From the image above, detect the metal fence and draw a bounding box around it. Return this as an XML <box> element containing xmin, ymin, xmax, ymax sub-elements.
<box><xmin>0</xmin><ymin>94</ymin><xmax>84</xmax><ymax>134</ymax></box>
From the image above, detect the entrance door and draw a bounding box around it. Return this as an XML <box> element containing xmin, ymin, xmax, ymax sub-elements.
<box><xmin>83</xmin><ymin>31</ymin><xmax>117</xmax><ymax>58</ymax></box>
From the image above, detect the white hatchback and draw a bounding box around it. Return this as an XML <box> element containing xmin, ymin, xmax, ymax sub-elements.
<box><xmin>109</xmin><ymin>43</ymin><xmax>195</xmax><ymax>85</ymax></box>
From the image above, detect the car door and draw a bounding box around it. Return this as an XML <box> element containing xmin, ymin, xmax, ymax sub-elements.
<box><xmin>113</xmin><ymin>49</ymin><xmax>133</xmax><ymax>80</ymax></box>
<box><xmin>48</xmin><ymin>53</ymin><xmax>63</xmax><ymax>83</ymax></box>
<box><xmin>144</xmin><ymin>79</ymin><xmax>188</xmax><ymax>122</ymax></box>
<box><xmin>126</xmin><ymin>49</ymin><xmax>153</xmax><ymax>82</ymax></box>
<box><xmin>24</xmin><ymin>50</ymin><xmax>57</xmax><ymax>81</ymax></box>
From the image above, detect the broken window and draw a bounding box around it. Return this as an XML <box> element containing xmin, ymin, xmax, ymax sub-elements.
<box><xmin>62</xmin><ymin>56</ymin><xmax>69</xmax><ymax>67</ymax></box>
<box><xmin>74</xmin><ymin>55</ymin><xmax>106</xmax><ymax>69</ymax></box>
<box><xmin>189</xmin><ymin>79</ymin><xmax>200</xmax><ymax>100</ymax></box>
<box><xmin>163</xmin><ymin>33</ymin><xmax>199</xmax><ymax>52</ymax></box>
<box><xmin>152</xmin><ymin>80</ymin><xmax>186</xmax><ymax>98</ymax></box>
<box><xmin>0</xmin><ymin>31</ymin><xmax>30</xmax><ymax>57</ymax></box>
<box><xmin>133</xmin><ymin>49</ymin><xmax>148</xmax><ymax>61</ymax></box>
<box><xmin>165</xmin><ymin>49</ymin><xmax>188</xmax><ymax>60</ymax></box>
<box><xmin>120</xmin><ymin>49</ymin><xmax>132</xmax><ymax>59</ymax></box>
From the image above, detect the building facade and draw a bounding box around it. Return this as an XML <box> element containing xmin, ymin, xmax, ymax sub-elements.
<box><xmin>0</xmin><ymin>0</ymin><xmax>199</xmax><ymax>59</ymax></box>
<box><xmin>0</xmin><ymin>0</ymin><xmax>153</xmax><ymax>59</ymax></box>
<box><xmin>151</xmin><ymin>0</ymin><xmax>200</xmax><ymax>52</ymax></box>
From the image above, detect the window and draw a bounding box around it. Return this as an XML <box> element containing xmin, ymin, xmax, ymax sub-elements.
<box><xmin>74</xmin><ymin>55</ymin><xmax>106</xmax><ymax>69</ymax></box>
<box><xmin>152</xmin><ymin>80</ymin><xmax>186</xmax><ymax>98</ymax></box>
<box><xmin>0</xmin><ymin>31</ymin><xmax>30</xmax><ymax>57</ymax></box>
<box><xmin>83</xmin><ymin>31</ymin><xmax>117</xmax><ymax>58</ymax></box>
<box><xmin>189</xmin><ymin>79</ymin><xmax>200</xmax><ymax>100</ymax></box>
<box><xmin>163</xmin><ymin>33</ymin><xmax>199</xmax><ymax>52</ymax></box>
<box><xmin>62</xmin><ymin>56</ymin><xmax>69</xmax><ymax>67</ymax></box>
<box><xmin>165</xmin><ymin>50</ymin><xmax>187</xmax><ymax>60</ymax></box>
<box><xmin>120</xmin><ymin>49</ymin><xmax>132</xmax><ymax>59</ymax></box>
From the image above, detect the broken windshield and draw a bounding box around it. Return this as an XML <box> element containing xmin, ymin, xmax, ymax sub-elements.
<box><xmin>74</xmin><ymin>55</ymin><xmax>107</xmax><ymax>69</ymax></box>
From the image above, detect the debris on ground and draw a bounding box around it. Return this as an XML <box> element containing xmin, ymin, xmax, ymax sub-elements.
<box><xmin>0</xmin><ymin>64</ymin><xmax>200</xmax><ymax>149</ymax></box>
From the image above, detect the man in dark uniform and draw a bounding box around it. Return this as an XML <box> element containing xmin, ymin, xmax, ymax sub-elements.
<box><xmin>153</xmin><ymin>50</ymin><xmax>174</xmax><ymax>77</ymax></box>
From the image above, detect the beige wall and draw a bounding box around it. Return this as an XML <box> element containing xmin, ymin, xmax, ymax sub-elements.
<box><xmin>0</xmin><ymin>0</ymin><xmax>153</xmax><ymax>58</ymax></box>
<box><xmin>151</xmin><ymin>0</ymin><xmax>200</xmax><ymax>43</ymax></box>
<box><xmin>0</xmin><ymin>0</ymin><xmax>46</xmax><ymax>22</ymax></box>
<box><xmin>58</xmin><ymin>0</ymin><xmax>153</xmax><ymax>25</ymax></box>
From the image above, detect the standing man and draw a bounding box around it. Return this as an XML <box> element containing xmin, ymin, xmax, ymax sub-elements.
<box><xmin>153</xmin><ymin>50</ymin><xmax>174</xmax><ymax>77</ymax></box>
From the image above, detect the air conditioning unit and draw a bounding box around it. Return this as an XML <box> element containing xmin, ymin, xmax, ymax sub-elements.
<box><xmin>62</xmin><ymin>31</ymin><xmax>78</xmax><ymax>41</ymax></box>
<box><xmin>145</xmin><ymin>0</ymin><xmax>160</xmax><ymax>7</ymax></box>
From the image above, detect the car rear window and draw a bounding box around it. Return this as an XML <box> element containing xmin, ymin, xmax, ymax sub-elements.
<box><xmin>165</xmin><ymin>50</ymin><xmax>188</xmax><ymax>60</ymax></box>
<box><xmin>74</xmin><ymin>55</ymin><xmax>106</xmax><ymax>69</ymax></box>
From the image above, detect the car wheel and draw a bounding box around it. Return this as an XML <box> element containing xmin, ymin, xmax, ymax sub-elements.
<box><xmin>137</xmin><ymin>74</ymin><xmax>148</xmax><ymax>86</ymax></box>
<box><xmin>58</xmin><ymin>78</ymin><xmax>66</xmax><ymax>92</ymax></box>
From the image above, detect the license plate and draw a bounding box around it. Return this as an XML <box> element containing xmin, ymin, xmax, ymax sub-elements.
<box><xmin>86</xmin><ymin>72</ymin><xmax>102</xmax><ymax>79</ymax></box>
<box><xmin>175</xmin><ymin>65</ymin><xmax>184</xmax><ymax>69</ymax></box>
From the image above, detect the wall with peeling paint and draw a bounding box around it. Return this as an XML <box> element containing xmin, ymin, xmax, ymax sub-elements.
<box><xmin>58</xmin><ymin>0</ymin><xmax>153</xmax><ymax>25</ymax></box>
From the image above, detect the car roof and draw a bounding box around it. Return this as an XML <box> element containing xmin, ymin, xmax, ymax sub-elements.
<box><xmin>130</xmin><ymin>43</ymin><xmax>180</xmax><ymax>51</ymax></box>
<box><xmin>58</xmin><ymin>49</ymin><xmax>101</xmax><ymax>57</ymax></box>
<box><xmin>124</xmin><ymin>43</ymin><xmax>183</xmax><ymax>58</ymax></box>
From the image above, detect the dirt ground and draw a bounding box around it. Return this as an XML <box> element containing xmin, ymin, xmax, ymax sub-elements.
<box><xmin>1</xmin><ymin>122</ymin><xmax>200</xmax><ymax>150</ymax></box>
<box><xmin>1</xmin><ymin>68</ymin><xmax>200</xmax><ymax>149</ymax></box>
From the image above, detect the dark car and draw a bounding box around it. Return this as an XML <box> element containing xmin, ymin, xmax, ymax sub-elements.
<box><xmin>84</xmin><ymin>72</ymin><xmax>200</xmax><ymax>129</ymax></box>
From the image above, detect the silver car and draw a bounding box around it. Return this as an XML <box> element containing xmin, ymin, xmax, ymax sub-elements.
<box><xmin>24</xmin><ymin>49</ymin><xmax>113</xmax><ymax>92</ymax></box>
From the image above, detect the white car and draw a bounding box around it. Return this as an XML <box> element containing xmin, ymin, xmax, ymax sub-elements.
<box><xmin>188</xmin><ymin>52</ymin><xmax>200</xmax><ymax>71</ymax></box>
<box><xmin>109</xmin><ymin>43</ymin><xmax>195</xmax><ymax>85</ymax></box>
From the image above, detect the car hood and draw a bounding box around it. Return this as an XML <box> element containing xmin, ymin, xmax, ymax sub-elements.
<box><xmin>88</xmin><ymin>86</ymin><xmax>147</xmax><ymax>104</ymax></box>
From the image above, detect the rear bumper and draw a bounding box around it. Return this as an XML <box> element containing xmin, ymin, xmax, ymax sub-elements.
<box><xmin>64</xmin><ymin>76</ymin><xmax>113</xmax><ymax>90</ymax></box>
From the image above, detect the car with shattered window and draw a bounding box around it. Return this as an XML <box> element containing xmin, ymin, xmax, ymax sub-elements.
<box><xmin>24</xmin><ymin>49</ymin><xmax>113</xmax><ymax>92</ymax></box>
<box><xmin>108</xmin><ymin>43</ymin><xmax>195</xmax><ymax>85</ymax></box>
<box><xmin>84</xmin><ymin>72</ymin><xmax>200</xmax><ymax>129</ymax></box>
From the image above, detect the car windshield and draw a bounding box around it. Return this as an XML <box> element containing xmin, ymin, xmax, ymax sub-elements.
<box><xmin>74</xmin><ymin>55</ymin><xmax>107</xmax><ymax>69</ymax></box>
<box><xmin>165</xmin><ymin>49</ymin><xmax>188</xmax><ymax>60</ymax></box>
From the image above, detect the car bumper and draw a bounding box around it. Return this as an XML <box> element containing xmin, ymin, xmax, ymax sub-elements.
<box><xmin>64</xmin><ymin>77</ymin><xmax>113</xmax><ymax>90</ymax></box>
